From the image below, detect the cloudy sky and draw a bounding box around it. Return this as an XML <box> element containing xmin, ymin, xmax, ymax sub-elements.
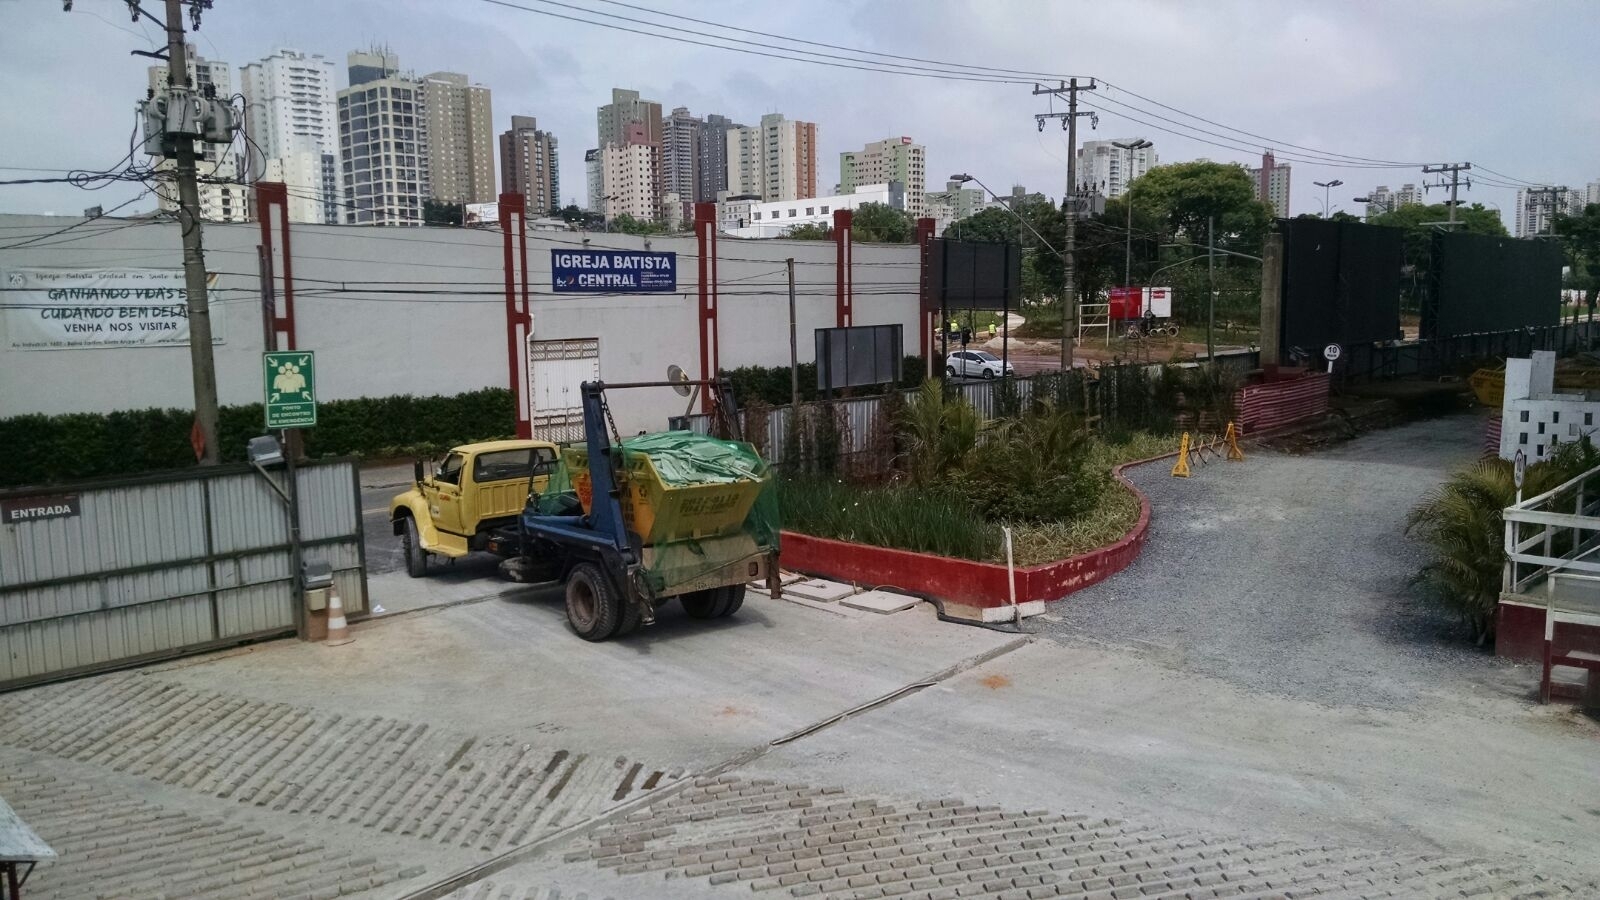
<box><xmin>3</xmin><ymin>0</ymin><xmax>1597</xmax><ymax>227</ymax></box>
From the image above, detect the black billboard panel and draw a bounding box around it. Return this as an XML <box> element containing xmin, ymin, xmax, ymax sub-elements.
<box><xmin>927</xmin><ymin>238</ymin><xmax>1022</xmax><ymax>310</ymax></box>
<box><xmin>1424</xmin><ymin>232</ymin><xmax>1563</xmax><ymax>338</ymax></box>
<box><xmin>1279</xmin><ymin>218</ymin><xmax>1403</xmax><ymax>353</ymax></box>
<box><xmin>815</xmin><ymin>324</ymin><xmax>903</xmax><ymax>391</ymax></box>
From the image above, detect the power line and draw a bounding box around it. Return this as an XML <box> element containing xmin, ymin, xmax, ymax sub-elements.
<box><xmin>478</xmin><ymin>0</ymin><xmax>1040</xmax><ymax>84</ymax></box>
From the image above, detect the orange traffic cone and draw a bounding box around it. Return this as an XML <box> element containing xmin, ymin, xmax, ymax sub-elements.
<box><xmin>325</xmin><ymin>585</ymin><xmax>354</xmax><ymax>646</ymax></box>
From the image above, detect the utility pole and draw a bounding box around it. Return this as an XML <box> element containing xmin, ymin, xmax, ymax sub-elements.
<box><xmin>1422</xmin><ymin>163</ymin><xmax>1472</xmax><ymax>227</ymax></box>
<box><xmin>161</xmin><ymin>0</ymin><xmax>222</xmax><ymax>464</ymax></box>
<box><xmin>1524</xmin><ymin>186</ymin><xmax>1569</xmax><ymax>237</ymax></box>
<box><xmin>1034</xmin><ymin>79</ymin><xmax>1097</xmax><ymax>371</ymax></box>
<box><xmin>1207</xmin><ymin>216</ymin><xmax>1216</xmax><ymax>363</ymax></box>
<box><xmin>786</xmin><ymin>258</ymin><xmax>799</xmax><ymax>410</ymax></box>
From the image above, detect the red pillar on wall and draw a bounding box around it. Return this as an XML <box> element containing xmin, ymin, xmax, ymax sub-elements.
<box><xmin>833</xmin><ymin>209</ymin><xmax>854</xmax><ymax>327</ymax></box>
<box><xmin>255</xmin><ymin>182</ymin><xmax>297</xmax><ymax>351</ymax></box>
<box><xmin>499</xmin><ymin>193</ymin><xmax>532</xmax><ymax>439</ymax></box>
<box><xmin>694</xmin><ymin>202</ymin><xmax>720</xmax><ymax>414</ymax></box>
<box><xmin>915</xmin><ymin>217</ymin><xmax>936</xmax><ymax>370</ymax></box>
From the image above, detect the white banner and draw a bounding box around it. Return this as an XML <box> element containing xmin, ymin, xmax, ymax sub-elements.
<box><xmin>3</xmin><ymin>267</ymin><xmax>223</xmax><ymax>350</ymax></box>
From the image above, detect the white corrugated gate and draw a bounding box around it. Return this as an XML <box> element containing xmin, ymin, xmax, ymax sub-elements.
<box><xmin>529</xmin><ymin>337</ymin><xmax>600</xmax><ymax>443</ymax></box>
<box><xmin>0</xmin><ymin>460</ymin><xmax>366</xmax><ymax>691</ymax></box>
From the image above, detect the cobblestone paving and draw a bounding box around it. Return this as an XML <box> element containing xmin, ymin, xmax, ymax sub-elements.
<box><xmin>0</xmin><ymin>673</ymin><xmax>678</xmax><ymax>852</ymax></box>
<box><xmin>0</xmin><ymin>768</ymin><xmax>421</xmax><ymax>900</ymax></box>
<box><xmin>445</xmin><ymin>886</ymin><xmax>607</xmax><ymax>900</ymax></box>
<box><xmin>557</xmin><ymin>776</ymin><xmax>1568</xmax><ymax>900</ymax></box>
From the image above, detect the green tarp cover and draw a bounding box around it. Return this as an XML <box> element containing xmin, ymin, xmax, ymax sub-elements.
<box><xmin>617</xmin><ymin>431</ymin><xmax>764</xmax><ymax>485</ymax></box>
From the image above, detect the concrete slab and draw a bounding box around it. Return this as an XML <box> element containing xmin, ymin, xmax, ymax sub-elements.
<box><xmin>783</xmin><ymin>577</ymin><xmax>856</xmax><ymax>602</ymax></box>
<box><xmin>839</xmin><ymin>589</ymin><xmax>921</xmax><ymax>614</ymax></box>
<box><xmin>740</xmin><ymin>638</ymin><xmax>1600</xmax><ymax>888</ymax></box>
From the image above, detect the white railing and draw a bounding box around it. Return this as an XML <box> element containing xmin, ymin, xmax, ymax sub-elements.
<box><xmin>1502</xmin><ymin>462</ymin><xmax>1600</xmax><ymax>601</ymax></box>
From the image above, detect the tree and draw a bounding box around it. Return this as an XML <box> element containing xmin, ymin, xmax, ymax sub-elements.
<box><xmin>1554</xmin><ymin>203</ymin><xmax>1600</xmax><ymax>312</ymax></box>
<box><xmin>784</xmin><ymin>223</ymin><xmax>831</xmax><ymax>240</ymax></box>
<box><xmin>850</xmin><ymin>202</ymin><xmax>915</xmax><ymax>243</ymax></box>
<box><xmin>423</xmin><ymin>199</ymin><xmax>464</xmax><ymax>227</ymax></box>
<box><xmin>607</xmin><ymin>214</ymin><xmax>672</xmax><ymax>236</ymax></box>
<box><xmin>1125</xmin><ymin>161</ymin><xmax>1273</xmax><ymax>252</ymax></box>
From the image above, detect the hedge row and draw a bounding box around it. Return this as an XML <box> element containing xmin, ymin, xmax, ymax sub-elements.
<box><xmin>1</xmin><ymin>388</ymin><xmax>513</xmax><ymax>488</ymax></box>
<box><xmin>722</xmin><ymin>355</ymin><xmax>927</xmax><ymax>406</ymax></box>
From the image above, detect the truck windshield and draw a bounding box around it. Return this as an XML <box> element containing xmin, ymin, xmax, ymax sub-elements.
<box><xmin>473</xmin><ymin>448</ymin><xmax>558</xmax><ymax>483</ymax></box>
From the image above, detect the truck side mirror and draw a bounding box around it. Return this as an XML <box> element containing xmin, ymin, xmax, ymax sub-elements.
<box><xmin>413</xmin><ymin>459</ymin><xmax>425</xmax><ymax>485</ymax></box>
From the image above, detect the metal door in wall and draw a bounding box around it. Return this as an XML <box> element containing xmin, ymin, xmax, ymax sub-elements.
<box><xmin>0</xmin><ymin>459</ymin><xmax>367</xmax><ymax>691</ymax></box>
<box><xmin>529</xmin><ymin>337</ymin><xmax>599</xmax><ymax>443</ymax></box>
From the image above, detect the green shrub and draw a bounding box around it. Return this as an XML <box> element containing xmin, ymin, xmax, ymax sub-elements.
<box><xmin>0</xmin><ymin>387</ymin><xmax>514</xmax><ymax>487</ymax></box>
<box><xmin>778</xmin><ymin>475</ymin><xmax>1000</xmax><ymax>561</ymax></box>
<box><xmin>959</xmin><ymin>406</ymin><xmax>1104</xmax><ymax>524</ymax></box>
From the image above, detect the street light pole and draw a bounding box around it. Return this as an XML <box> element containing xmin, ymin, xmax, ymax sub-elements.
<box><xmin>1313</xmin><ymin>179</ymin><xmax>1343</xmax><ymax>218</ymax></box>
<box><xmin>1111</xmin><ymin>139</ymin><xmax>1150</xmax><ymax>298</ymax></box>
<box><xmin>948</xmin><ymin>174</ymin><xmax>1061</xmax><ymax>257</ymax></box>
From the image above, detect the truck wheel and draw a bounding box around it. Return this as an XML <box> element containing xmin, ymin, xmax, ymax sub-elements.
<box><xmin>679</xmin><ymin>589</ymin><xmax>720</xmax><ymax>619</ymax></box>
<box><xmin>565</xmin><ymin>563</ymin><xmax>621</xmax><ymax>641</ymax></box>
<box><xmin>402</xmin><ymin>517</ymin><xmax>428</xmax><ymax>578</ymax></box>
<box><xmin>614</xmin><ymin>594</ymin><xmax>644</xmax><ymax>637</ymax></box>
<box><xmin>718</xmin><ymin>585</ymin><xmax>745</xmax><ymax>617</ymax></box>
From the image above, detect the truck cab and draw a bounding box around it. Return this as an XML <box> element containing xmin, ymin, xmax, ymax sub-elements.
<box><xmin>390</xmin><ymin>439</ymin><xmax>559</xmax><ymax>577</ymax></box>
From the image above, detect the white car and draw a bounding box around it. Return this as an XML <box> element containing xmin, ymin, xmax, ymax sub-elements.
<box><xmin>945</xmin><ymin>350</ymin><xmax>1015</xmax><ymax>380</ymax></box>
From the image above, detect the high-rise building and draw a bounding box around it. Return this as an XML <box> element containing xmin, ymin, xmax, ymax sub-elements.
<box><xmin>999</xmin><ymin>184</ymin><xmax>1048</xmax><ymax>210</ymax></box>
<box><xmin>601</xmin><ymin>124</ymin><xmax>659</xmax><ymax>222</ymax></box>
<box><xmin>1516</xmin><ymin>186</ymin><xmax>1585</xmax><ymax>237</ymax></box>
<box><xmin>1247</xmin><ymin>151</ymin><xmax>1291</xmax><ymax>217</ymax></box>
<box><xmin>1363</xmin><ymin>183</ymin><xmax>1424</xmax><ymax>217</ymax></box>
<box><xmin>1586</xmin><ymin>179</ymin><xmax>1600</xmax><ymax>208</ymax></box>
<box><xmin>596</xmin><ymin>88</ymin><xmax>663</xmax><ymax>215</ymax></box>
<box><xmin>418</xmin><ymin>72</ymin><xmax>495</xmax><ymax>205</ymax></box>
<box><xmin>924</xmin><ymin>179</ymin><xmax>991</xmax><ymax>236</ymax></box>
<box><xmin>584</xmin><ymin>149</ymin><xmax>602</xmax><ymax>213</ymax></box>
<box><xmin>499</xmin><ymin>115</ymin><xmax>559</xmax><ymax>214</ymax></box>
<box><xmin>727</xmin><ymin>114</ymin><xmax>818</xmax><ymax>203</ymax></box>
<box><xmin>662</xmin><ymin>107</ymin><xmax>701</xmax><ymax>224</ymax></box>
<box><xmin>1075</xmin><ymin>138</ymin><xmax>1156</xmax><ymax>199</ymax></box>
<box><xmin>696</xmin><ymin>114</ymin><xmax>743</xmax><ymax>203</ymax></box>
<box><xmin>839</xmin><ymin>136</ymin><xmax>926</xmax><ymax>216</ymax></box>
<box><xmin>1394</xmin><ymin>183</ymin><xmax>1425</xmax><ymax>208</ymax></box>
<box><xmin>337</xmin><ymin>48</ymin><xmax>423</xmax><ymax>225</ymax></box>
<box><xmin>148</xmin><ymin>46</ymin><xmax>248</xmax><ymax>223</ymax></box>
<box><xmin>239</xmin><ymin>48</ymin><xmax>341</xmax><ymax>224</ymax></box>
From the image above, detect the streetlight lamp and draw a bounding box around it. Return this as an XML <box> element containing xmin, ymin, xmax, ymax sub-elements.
<box><xmin>948</xmin><ymin>174</ymin><xmax>1061</xmax><ymax>256</ymax></box>
<box><xmin>1313</xmin><ymin>179</ymin><xmax>1343</xmax><ymax>218</ymax></box>
<box><xmin>1353</xmin><ymin>195</ymin><xmax>1394</xmax><ymax>223</ymax></box>
<box><xmin>1111</xmin><ymin>139</ymin><xmax>1152</xmax><ymax>294</ymax></box>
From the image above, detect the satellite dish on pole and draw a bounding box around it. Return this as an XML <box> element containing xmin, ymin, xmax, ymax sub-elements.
<box><xmin>666</xmin><ymin>364</ymin><xmax>692</xmax><ymax>397</ymax></box>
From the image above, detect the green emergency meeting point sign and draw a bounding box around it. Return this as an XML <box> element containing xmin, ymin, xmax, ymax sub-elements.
<box><xmin>263</xmin><ymin>350</ymin><xmax>317</xmax><ymax>429</ymax></box>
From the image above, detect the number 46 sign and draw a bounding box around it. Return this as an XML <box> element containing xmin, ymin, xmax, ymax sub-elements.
<box><xmin>263</xmin><ymin>351</ymin><xmax>317</xmax><ymax>429</ymax></box>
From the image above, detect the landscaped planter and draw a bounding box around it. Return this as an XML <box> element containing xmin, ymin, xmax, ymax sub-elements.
<box><xmin>779</xmin><ymin>461</ymin><xmax>1155</xmax><ymax>623</ymax></box>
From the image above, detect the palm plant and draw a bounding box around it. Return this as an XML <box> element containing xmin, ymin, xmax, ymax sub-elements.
<box><xmin>1406</xmin><ymin>439</ymin><xmax>1600</xmax><ymax>644</ymax></box>
<box><xmin>902</xmin><ymin>379</ymin><xmax>978</xmax><ymax>485</ymax></box>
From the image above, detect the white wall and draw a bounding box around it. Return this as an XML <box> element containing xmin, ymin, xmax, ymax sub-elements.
<box><xmin>0</xmin><ymin>214</ymin><xmax>922</xmax><ymax>436</ymax></box>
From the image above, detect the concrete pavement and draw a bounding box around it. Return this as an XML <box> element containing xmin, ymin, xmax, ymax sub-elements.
<box><xmin>4</xmin><ymin>420</ymin><xmax>1599</xmax><ymax>898</ymax></box>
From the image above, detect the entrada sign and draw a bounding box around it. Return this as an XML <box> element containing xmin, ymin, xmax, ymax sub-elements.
<box><xmin>2</xmin><ymin>494</ymin><xmax>81</xmax><ymax>524</ymax></box>
<box><xmin>550</xmin><ymin>249</ymin><xmax>676</xmax><ymax>293</ymax></box>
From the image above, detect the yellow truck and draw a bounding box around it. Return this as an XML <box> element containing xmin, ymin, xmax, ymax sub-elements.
<box><xmin>389</xmin><ymin>439</ymin><xmax>559</xmax><ymax>577</ymax></box>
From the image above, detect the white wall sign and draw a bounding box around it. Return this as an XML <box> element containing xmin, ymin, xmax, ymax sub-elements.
<box><xmin>3</xmin><ymin>267</ymin><xmax>222</xmax><ymax>350</ymax></box>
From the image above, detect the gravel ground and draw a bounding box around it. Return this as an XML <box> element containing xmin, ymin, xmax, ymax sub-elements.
<box><xmin>1036</xmin><ymin>412</ymin><xmax>1531</xmax><ymax>708</ymax></box>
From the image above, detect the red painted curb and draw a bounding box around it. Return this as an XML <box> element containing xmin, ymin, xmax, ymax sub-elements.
<box><xmin>780</xmin><ymin>456</ymin><xmax>1159</xmax><ymax>610</ymax></box>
